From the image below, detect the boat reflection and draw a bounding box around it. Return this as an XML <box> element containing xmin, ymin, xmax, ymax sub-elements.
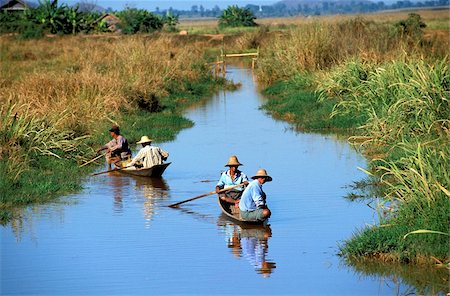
<box><xmin>107</xmin><ymin>174</ymin><xmax>132</xmax><ymax>213</ymax></box>
<box><xmin>134</xmin><ymin>177</ymin><xmax>169</xmax><ymax>227</ymax></box>
<box><xmin>108</xmin><ymin>174</ymin><xmax>169</xmax><ymax>227</ymax></box>
<box><xmin>218</xmin><ymin>216</ymin><xmax>276</xmax><ymax>278</ymax></box>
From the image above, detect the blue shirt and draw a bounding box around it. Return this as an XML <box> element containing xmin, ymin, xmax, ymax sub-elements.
<box><xmin>217</xmin><ymin>170</ymin><xmax>248</xmax><ymax>191</ymax></box>
<box><xmin>239</xmin><ymin>180</ymin><xmax>266</xmax><ymax>211</ymax></box>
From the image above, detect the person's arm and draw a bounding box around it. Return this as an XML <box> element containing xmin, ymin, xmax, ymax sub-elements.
<box><xmin>216</xmin><ymin>173</ymin><xmax>225</xmax><ymax>193</ymax></box>
<box><xmin>158</xmin><ymin>147</ymin><xmax>169</xmax><ymax>160</ymax></box>
<box><xmin>96</xmin><ymin>140</ymin><xmax>114</xmax><ymax>153</ymax></box>
<box><xmin>129</xmin><ymin>148</ymin><xmax>145</xmax><ymax>166</ymax></box>
<box><xmin>251</xmin><ymin>185</ymin><xmax>266</xmax><ymax>208</ymax></box>
<box><xmin>241</xmin><ymin>173</ymin><xmax>249</xmax><ymax>186</ymax></box>
<box><xmin>109</xmin><ymin>136</ymin><xmax>124</xmax><ymax>152</ymax></box>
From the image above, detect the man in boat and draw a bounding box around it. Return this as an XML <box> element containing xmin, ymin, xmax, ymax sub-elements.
<box><xmin>215</xmin><ymin>155</ymin><xmax>249</xmax><ymax>205</ymax></box>
<box><xmin>96</xmin><ymin>125</ymin><xmax>132</xmax><ymax>169</ymax></box>
<box><xmin>127</xmin><ymin>136</ymin><xmax>169</xmax><ymax>169</ymax></box>
<box><xmin>239</xmin><ymin>169</ymin><xmax>272</xmax><ymax>221</ymax></box>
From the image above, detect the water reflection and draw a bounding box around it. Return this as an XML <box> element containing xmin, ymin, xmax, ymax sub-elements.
<box><xmin>218</xmin><ymin>217</ymin><xmax>276</xmax><ymax>278</ymax></box>
<box><xmin>108</xmin><ymin>174</ymin><xmax>169</xmax><ymax>227</ymax></box>
<box><xmin>344</xmin><ymin>258</ymin><xmax>449</xmax><ymax>295</ymax></box>
<box><xmin>107</xmin><ymin>174</ymin><xmax>132</xmax><ymax>212</ymax></box>
<box><xmin>135</xmin><ymin>177</ymin><xmax>169</xmax><ymax>227</ymax></box>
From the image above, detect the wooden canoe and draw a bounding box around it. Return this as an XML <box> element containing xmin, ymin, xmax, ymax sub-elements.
<box><xmin>217</xmin><ymin>196</ymin><xmax>266</xmax><ymax>225</ymax></box>
<box><xmin>117</xmin><ymin>162</ymin><xmax>171</xmax><ymax>177</ymax></box>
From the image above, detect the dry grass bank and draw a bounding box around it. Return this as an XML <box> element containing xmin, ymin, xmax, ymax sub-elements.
<box><xmin>0</xmin><ymin>34</ymin><xmax>212</xmax><ymax>136</ymax></box>
<box><xmin>178</xmin><ymin>8</ymin><xmax>449</xmax><ymax>32</ymax></box>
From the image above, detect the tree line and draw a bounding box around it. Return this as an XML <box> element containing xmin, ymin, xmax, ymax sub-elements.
<box><xmin>0</xmin><ymin>1</ymin><xmax>259</xmax><ymax>38</ymax></box>
<box><xmin>153</xmin><ymin>0</ymin><xmax>448</xmax><ymax>18</ymax></box>
<box><xmin>0</xmin><ymin>0</ymin><xmax>180</xmax><ymax>38</ymax></box>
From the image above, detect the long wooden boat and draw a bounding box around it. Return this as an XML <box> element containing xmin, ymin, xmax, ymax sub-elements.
<box><xmin>117</xmin><ymin>162</ymin><xmax>171</xmax><ymax>178</ymax></box>
<box><xmin>217</xmin><ymin>196</ymin><xmax>267</xmax><ymax>225</ymax></box>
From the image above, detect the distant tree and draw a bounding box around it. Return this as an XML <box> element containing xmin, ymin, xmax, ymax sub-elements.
<box><xmin>218</xmin><ymin>5</ymin><xmax>257</xmax><ymax>28</ymax></box>
<box><xmin>117</xmin><ymin>8</ymin><xmax>163</xmax><ymax>34</ymax></box>
<box><xmin>395</xmin><ymin>13</ymin><xmax>426</xmax><ymax>38</ymax></box>
<box><xmin>163</xmin><ymin>11</ymin><xmax>178</xmax><ymax>32</ymax></box>
<box><xmin>211</xmin><ymin>5</ymin><xmax>221</xmax><ymax>17</ymax></box>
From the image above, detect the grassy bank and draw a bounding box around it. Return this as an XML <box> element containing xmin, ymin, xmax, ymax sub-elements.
<box><xmin>255</xmin><ymin>12</ymin><xmax>449</xmax><ymax>265</ymax></box>
<box><xmin>0</xmin><ymin>34</ymin><xmax>231</xmax><ymax>223</ymax></box>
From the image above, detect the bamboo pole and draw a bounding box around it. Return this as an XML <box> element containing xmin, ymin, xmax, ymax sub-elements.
<box><xmin>224</xmin><ymin>52</ymin><xmax>258</xmax><ymax>58</ymax></box>
<box><xmin>79</xmin><ymin>152</ymin><xmax>107</xmax><ymax>168</ymax></box>
<box><xmin>168</xmin><ymin>183</ymin><xmax>245</xmax><ymax>208</ymax></box>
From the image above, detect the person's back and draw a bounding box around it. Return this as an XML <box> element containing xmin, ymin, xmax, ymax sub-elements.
<box><xmin>239</xmin><ymin>179</ymin><xmax>265</xmax><ymax>211</ymax></box>
<box><xmin>129</xmin><ymin>136</ymin><xmax>169</xmax><ymax>169</ymax></box>
<box><xmin>239</xmin><ymin>169</ymin><xmax>272</xmax><ymax>222</ymax></box>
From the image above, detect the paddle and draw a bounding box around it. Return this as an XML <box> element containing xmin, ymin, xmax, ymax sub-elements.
<box><xmin>91</xmin><ymin>165</ymin><xmax>133</xmax><ymax>176</ymax></box>
<box><xmin>168</xmin><ymin>183</ymin><xmax>245</xmax><ymax>208</ymax></box>
<box><xmin>79</xmin><ymin>152</ymin><xmax>107</xmax><ymax>168</ymax></box>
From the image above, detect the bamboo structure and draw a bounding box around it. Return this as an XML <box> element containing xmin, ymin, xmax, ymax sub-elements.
<box><xmin>213</xmin><ymin>48</ymin><xmax>259</xmax><ymax>77</ymax></box>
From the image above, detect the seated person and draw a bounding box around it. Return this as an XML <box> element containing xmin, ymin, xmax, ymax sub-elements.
<box><xmin>239</xmin><ymin>168</ymin><xmax>272</xmax><ymax>222</ymax></box>
<box><xmin>96</xmin><ymin>125</ymin><xmax>132</xmax><ymax>168</ymax></box>
<box><xmin>128</xmin><ymin>136</ymin><xmax>169</xmax><ymax>169</ymax></box>
<box><xmin>216</xmin><ymin>155</ymin><xmax>249</xmax><ymax>205</ymax></box>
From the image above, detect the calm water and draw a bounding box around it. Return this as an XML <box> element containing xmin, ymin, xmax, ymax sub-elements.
<box><xmin>1</xmin><ymin>67</ymin><xmax>434</xmax><ymax>295</ymax></box>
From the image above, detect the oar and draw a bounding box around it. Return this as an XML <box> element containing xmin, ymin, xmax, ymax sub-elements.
<box><xmin>79</xmin><ymin>152</ymin><xmax>107</xmax><ymax>168</ymax></box>
<box><xmin>91</xmin><ymin>165</ymin><xmax>133</xmax><ymax>176</ymax></box>
<box><xmin>168</xmin><ymin>183</ymin><xmax>245</xmax><ymax>208</ymax></box>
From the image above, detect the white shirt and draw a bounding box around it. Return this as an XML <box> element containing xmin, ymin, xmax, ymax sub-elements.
<box><xmin>129</xmin><ymin>145</ymin><xmax>169</xmax><ymax>168</ymax></box>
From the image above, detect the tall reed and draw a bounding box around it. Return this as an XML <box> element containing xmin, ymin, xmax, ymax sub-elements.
<box><xmin>317</xmin><ymin>58</ymin><xmax>449</xmax><ymax>260</ymax></box>
<box><xmin>256</xmin><ymin>17</ymin><xmax>447</xmax><ymax>85</ymax></box>
<box><xmin>0</xmin><ymin>34</ymin><xmax>218</xmax><ymax>211</ymax></box>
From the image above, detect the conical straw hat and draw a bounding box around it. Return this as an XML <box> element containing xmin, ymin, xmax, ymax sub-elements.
<box><xmin>225</xmin><ymin>155</ymin><xmax>243</xmax><ymax>167</ymax></box>
<box><xmin>136</xmin><ymin>136</ymin><xmax>153</xmax><ymax>144</ymax></box>
<box><xmin>251</xmin><ymin>168</ymin><xmax>272</xmax><ymax>182</ymax></box>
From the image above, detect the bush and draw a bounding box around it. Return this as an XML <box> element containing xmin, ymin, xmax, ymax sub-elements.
<box><xmin>117</xmin><ymin>8</ymin><xmax>163</xmax><ymax>34</ymax></box>
<box><xmin>218</xmin><ymin>5</ymin><xmax>257</xmax><ymax>28</ymax></box>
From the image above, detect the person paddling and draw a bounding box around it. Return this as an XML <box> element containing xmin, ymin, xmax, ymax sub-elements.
<box><xmin>239</xmin><ymin>169</ymin><xmax>272</xmax><ymax>222</ymax></box>
<box><xmin>96</xmin><ymin>125</ymin><xmax>132</xmax><ymax>169</ymax></box>
<box><xmin>215</xmin><ymin>155</ymin><xmax>249</xmax><ymax>205</ymax></box>
<box><xmin>128</xmin><ymin>136</ymin><xmax>169</xmax><ymax>169</ymax></box>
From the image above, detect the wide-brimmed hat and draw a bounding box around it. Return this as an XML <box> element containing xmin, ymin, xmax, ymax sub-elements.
<box><xmin>109</xmin><ymin>124</ymin><xmax>120</xmax><ymax>134</ymax></box>
<box><xmin>136</xmin><ymin>136</ymin><xmax>153</xmax><ymax>144</ymax></box>
<box><xmin>251</xmin><ymin>168</ymin><xmax>272</xmax><ymax>182</ymax></box>
<box><xmin>225</xmin><ymin>155</ymin><xmax>243</xmax><ymax>167</ymax></box>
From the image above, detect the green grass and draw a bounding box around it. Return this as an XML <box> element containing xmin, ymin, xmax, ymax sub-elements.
<box><xmin>339</xmin><ymin>195</ymin><xmax>449</xmax><ymax>262</ymax></box>
<box><xmin>0</xmin><ymin>69</ymin><xmax>231</xmax><ymax>224</ymax></box>
<box><xmin>262</xmin><ymin>74</ymin><xmax>366</xmax><ymax>131</ymax></box>
<box><xmin>259</xmin><ymin>57</ymin><xmax>449</xmax><ymax>264</ymax></box>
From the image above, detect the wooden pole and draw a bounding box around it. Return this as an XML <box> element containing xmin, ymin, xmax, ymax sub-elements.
<box><xmin>79</xmin><ymin>152</ymin><xmax>107</xmax><ymax>168</ymax></box>
<box><xmin>168</xmin><ymin>183</ymin><xmax>245</xmax><ymax>208</ymax></box>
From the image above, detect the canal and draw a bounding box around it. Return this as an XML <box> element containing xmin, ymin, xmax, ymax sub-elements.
<box><xmin>1</xmin><ymin>67</ymin><xmax>427</xmax><ymax>295</ymax></box>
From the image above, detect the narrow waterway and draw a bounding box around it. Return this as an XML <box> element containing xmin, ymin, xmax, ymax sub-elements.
<box><xmin>1</xmin><ymin>67</ymin><xmax>426</xmax><ymax>295</ymax></box>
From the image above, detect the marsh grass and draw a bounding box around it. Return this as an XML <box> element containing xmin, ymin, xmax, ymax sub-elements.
<box><xmin>262</xmin><ymin>74</ymin><xmax>366</xmax><ymax>130</ymax></box>
<box><xmin>343</xmin><ymin>256</ymin><xmax>449</xmax><ymax>294</ymax></box>
<box><xmin>253</xmin><ymin>11</ymin><xmax>448</xmax><ymax>262</ymax></box>
<box><xmin>256</xmin><ymin>14</ymin><xmax>448</xmax><ymax>85</ymax></box>
<box><xmin>0</xmin><ymin>34</ymin><xmax>227</xmax><ymax>222</ymax></box>
<box><xmin>316</xmin><ymin>58</ymin><xmax>450</xmax><ymax>262</ymax></box>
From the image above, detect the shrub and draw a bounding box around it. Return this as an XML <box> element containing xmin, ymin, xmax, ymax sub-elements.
<box><xmin>218</xmin><ymin>5</ymin><xmax>257</xmax><ymax>28</ymax></box>
<box><xmin>117</xmin><ymin>8</ymin><xmax>163</xmax><ymax>34</ymax></box>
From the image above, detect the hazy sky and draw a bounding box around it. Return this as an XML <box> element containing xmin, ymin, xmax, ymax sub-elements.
<box><xmin>64</xmin><ymin>0</ymin><xmax>278</xmax><ymax>10</ymax></box>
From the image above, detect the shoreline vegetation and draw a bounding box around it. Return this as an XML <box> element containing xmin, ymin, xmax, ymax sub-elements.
<box><xmin>1</xmin><ymin>6</ymin><xmax>449</xmax><ymax>275</ymax></box>
<box><xmin>254</xmin><ymin>10</ymin><xmax>449</xmax><ymax>268</ymax></box>
<box><xmin>0</xmin><ymin>34</ymin><xmax>235</xmax><ymax>223</ymax></box>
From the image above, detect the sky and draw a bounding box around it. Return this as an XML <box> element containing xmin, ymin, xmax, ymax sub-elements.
<box><xmin>63</xmin><ymin>0</ymin><xmax>278</xmax><ymax>10</ymax></box>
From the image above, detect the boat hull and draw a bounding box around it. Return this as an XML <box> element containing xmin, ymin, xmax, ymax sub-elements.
<box><xmin>217</xmin><ymin>196</ymin><xmax>266</xmax><ymax>225</ymax></box>
<box><xmin>118</xmin><ymin>162</ymin><xmax>171</xmax><ymax>177</ymax></box>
